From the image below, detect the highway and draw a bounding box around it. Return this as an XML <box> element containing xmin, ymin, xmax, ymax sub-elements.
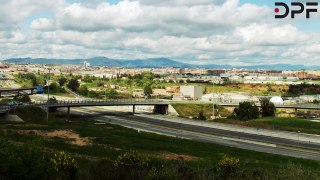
<box><xmin>26</xmin><ymin>94</ymin><xmax>320</xmax><ymax>160</ymax></box>
<box><xmin>65</xmin><ymin>106</ymin><xmax>320</xmax><ymax>161</ymax></box>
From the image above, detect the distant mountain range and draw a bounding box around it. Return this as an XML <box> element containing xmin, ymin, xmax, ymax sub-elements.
<box><xmin>2</xmin><ymin>57</ymin><xmax>319</xmax><ymax>70</ymax></box>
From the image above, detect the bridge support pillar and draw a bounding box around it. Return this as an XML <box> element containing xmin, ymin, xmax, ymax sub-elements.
<box><xmin>17</xmin><ymin>91</ymin><xmax>20</xmax><ymax>96</ymax></box>
<box><xmin>133</xmin><ymin>105</ymin><xmax>135</xmax><ymax>114</ymax></box>
<box><xmin>294</xmin><ymin>108</ymin><xmax>298</xmax><ymax>117</ymax></box>
<box><xmin>0</xmin><ymin>92</ymin><xmax>1</xmax><ymax>98</ymax></box>
<box><xmin>31</xmin><ymin>89</ymin><xmax>34</xmax><ymax>95</ymax></box>
<box><xmin>67</xmin><ymin>107</ymin><xmax>70</xmax><ymax>119</ymax></box>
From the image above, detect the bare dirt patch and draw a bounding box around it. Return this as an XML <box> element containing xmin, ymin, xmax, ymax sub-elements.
<box><xmin>17</xmin><ymin>130</ymin><xmax>92</xmax><ymax>146</ymax></box>
<box><xmin>158</xmin><ymin>153</ymin><xmax>199</xmax><ymax>161</ymax></box>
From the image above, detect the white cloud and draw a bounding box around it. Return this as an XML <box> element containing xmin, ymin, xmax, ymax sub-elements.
<box><xmin>34</xmin><ymin>0</ymin><xmax>269</xmax><ymax>35</ymax></box>
<box><xmin>0</xmin><ymin>0</ymin><xmax>319</xmax><ymax>66</ymax></box>
<box><xmin>30</xmin><ymin>18</ymin><xmax>55</xmax><ymax>31</ymax></box>
<box><xmin>137</xmin><ymin>0</ymin><xmax>224</xmax><ymax>6</ymax></box>
<box><xmin>235</xmin><ymin>24</ymin><xmax>309</xmax><ymax>46</ymax></box>
<box><xmin>0</xmin><ymin>0</ymin><xmax>64</xmax><ymax>25</ymax></box>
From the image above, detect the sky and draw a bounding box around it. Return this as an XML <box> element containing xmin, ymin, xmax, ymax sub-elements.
<box><xmin>1</xmin><ymin>0</ymin><xmax>320</xmax><ymax>66</ymax></box>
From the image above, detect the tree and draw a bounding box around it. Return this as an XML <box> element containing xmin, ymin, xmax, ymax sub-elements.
<box><xmin>48</xmin><ymin>97</ymin><xmax>58</xmax><ymax>112</ymax></box>
<box><xmin>97</xmin><ymin>81</ymin><xmax>105</xmax><ymax>87</ymax></box>
<box><xmin>16</xmin><ymin>73</ymin><xmax>38</xmax><ymax>86</ymax></box>
<box><xmin>14</xmin><ymin>94</ymin><xmax>31</xmax><ymax>103</ymax></box>
<box><xmin>49</xmin><ymin>82</ymin><xmax>58</xmax><ymax>91</ymax></box>
<box><xmin>234</xmin><ymin>101</ymin><xmax>259</xmax><ymax>121</ymax></box>
<box><xmin>105</xmin><ymin>89</ymin><xmax>118</xmax><ymax>99</ymax></box>
<box><xmin>144</xmin><ymin>85</ymin><xmax>152</xmax><ymax>98</ymax></box>
<box><xmin>58</xmin><ymin>77</ymin><xmax>67</xmax><ymax>86</ymax></box>
<box><xmin>78</xmin><ymin>86</ymin><xmax>89</xmax><ymax>96</ymax></box>
<box><xmin>198</xmin><ymin>110</ymin><xmax>206</xmax><ymax>120</ymax></box>
<box><xmin>67</xmin><ymin>79</ymin><xmax>80</xmax><ymax>92</ymax></box>
<box><xmin>260</xmin><ymin>98</ymin><xmax>276</xmax><ymax>117</ymax></box>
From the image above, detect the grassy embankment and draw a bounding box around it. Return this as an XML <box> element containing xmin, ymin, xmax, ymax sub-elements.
<box><xmin>171</xmin><ymin>103</ymin><xmax>320</xmax><ymax>135</ymax></box>
<box><xmin>0</xmin><ymin>106</ymin><xmax>319</xmax><ymax>179</ymax></box>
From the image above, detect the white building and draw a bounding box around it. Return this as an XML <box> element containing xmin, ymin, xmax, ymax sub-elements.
<box><xmin>83</xmin><ymin>61</ymin><xmax>91</xmax><ymax>67</ymax></box>
<box><xmin>201</xmin><ymin>93</ymin><xmax>259</xmax><ymax>104</ymax></box>
<box><xmin>180</xmin><ymin>86</ymin><xmax>203</xmax><ymax>100</ymax></box>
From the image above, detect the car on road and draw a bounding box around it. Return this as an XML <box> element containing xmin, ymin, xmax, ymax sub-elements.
<box><xmin>7</xmin><ymin>101</ymin><xmax>23</xmax><ymax>106</ymax></box>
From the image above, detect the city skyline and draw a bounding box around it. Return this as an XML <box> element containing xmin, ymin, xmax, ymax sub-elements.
<box><xmin>1</xmin><ymin>0</ymin><xmax>320</xmax><ymax>66</ymax></box>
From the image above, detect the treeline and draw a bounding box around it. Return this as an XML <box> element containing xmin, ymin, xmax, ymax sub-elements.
<box><xmin>15</xmin><ymin>73</ymin><xmax>46</xmax><ymax>87</ymax></box>
<box><xmin>233</xmin><ymin>98</ymin><xmax>276</xmax><ymax>121</ymax></box>
<box><xmin>288</xmin><ymin>84</ymin><xmax>320</xmax><ymax>95</ymax></box>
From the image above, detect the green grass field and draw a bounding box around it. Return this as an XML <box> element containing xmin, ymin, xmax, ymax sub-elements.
<box><xmin>214</xmin><ymin>117</ymin><xmax>320</xmax><ymax>135</ymax></box>
<box><xmin>248</xmin><ymin>117</ymin><xmax>320</xmax><ymax>135</ymax></box>
<box><xmin>171</xmin><ymin>102</ymin><xmax>232</xmax><ymax>119</ymax></box>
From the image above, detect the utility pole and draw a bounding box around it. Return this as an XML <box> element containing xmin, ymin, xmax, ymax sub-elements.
<box><xmin>47</xmin><ymin>68</ymin><xmax>51</xmax><ymax>121</ymax></box>
<box><xmin>212</xmin><ymin>78</ymin><xmax>215</xmax><ymax>120</ymax></box>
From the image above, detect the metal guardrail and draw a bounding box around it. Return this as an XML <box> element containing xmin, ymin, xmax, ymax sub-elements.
<box><xmin>33</xmin><ymin>98</ymin><xmax>169</xmax><ymax>106</ymax></box>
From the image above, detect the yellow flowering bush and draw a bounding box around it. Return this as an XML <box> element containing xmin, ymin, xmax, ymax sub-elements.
<box><xmin>218</xmin><ymin>155</ymin><xmax>240</xmax><ymax>175</ymax></box>
<box><xmin>51</xmin><ymin>151</ymin><xmax>78</xmax><ymax>180</ymax></box>
<box><xmin>114</xmin><ymin>150</ymin><xmax>149</xmax><ymax>169</ymax></box>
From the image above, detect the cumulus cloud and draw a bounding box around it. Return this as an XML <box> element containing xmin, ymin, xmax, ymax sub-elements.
<box><xmin>235</xmin><ymin>24</ymin><xmax>309</xmax><ymax>46</ymax></box>
<box><xmin>30</xmin><ymin>18</ymin><xmax>55</xmax><ymax>31</ymax></box>
<box><xmin>42</xmin><ymin>0</ymin><xmax>270</xmax><ymax>35</ymax></box>
<box><xmin>136</xmin><ymin>0</ymin><xmax>225</xmax><ymax>6</ymax></box>
<box><xmin>0</xmin><ymin>0</ymin><xmax>319</xmax><ymax>65</ymax></box>
<box><xmin>0</xmin><ymin>0</ymin><xmax>63</xmax><ymax>26</ymax></box>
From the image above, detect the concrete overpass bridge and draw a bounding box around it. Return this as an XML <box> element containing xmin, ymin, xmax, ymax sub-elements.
<box><xmin>1</xmin><ymin>99</ymin><xmax>320</xmax><ymax>117</ymax></box>
<box><xmin>0</xmin><ymin>87</ymin><xmax>38</xmax><ymax>98</ymax></box>
<box><xmin>0</xmin><ymin>99</ymin><xmax>171</xmax><ymax>117</ymax></box>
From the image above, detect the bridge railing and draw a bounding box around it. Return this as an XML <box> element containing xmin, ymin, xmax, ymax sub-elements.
<box><xmin>31</xmin><ymin>98</ymin><xmax>168</xmax><ymax>106</ymax></box>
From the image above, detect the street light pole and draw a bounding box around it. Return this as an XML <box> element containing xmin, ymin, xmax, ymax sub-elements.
<box><xmin>212</xmin><ymin>78</ymin><xmax>215</xmax><ymax>120</ymax></box>
<box><xmin>47</xmin><ymin>68</ymin><xmax>51</xmax><ymax>121</ymax></box>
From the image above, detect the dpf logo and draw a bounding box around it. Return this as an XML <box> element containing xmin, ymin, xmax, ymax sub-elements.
<box><xmin>275</xmin><ymin>2</ymin><xmax>318</xmax><ymax>19</ymax></box>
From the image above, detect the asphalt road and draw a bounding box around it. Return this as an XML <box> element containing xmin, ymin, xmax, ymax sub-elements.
<box><xmin>66</xmin><ymin>107</ymin><xmax>320</xmax><ymax>160</ymax></box>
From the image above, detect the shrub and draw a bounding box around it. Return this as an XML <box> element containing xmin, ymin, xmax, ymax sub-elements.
<box><xmin>48</xmin><ymin>96</ymin><xmax>58</xmax><ymax>112</ymax></box>
<box><xmin>51</xmin><ymin>151</ymin><xmax>78</xmax><ymax>180</ymax></box>
<box><xmin>44</xmin><ymin>83</ymin><xmax>66</xmax><ymax>94</ymax></box>
<box><xmin>173</xmin><ymin>157</ymin><xmax>196</xmax><ymax>179</ymax></box>
<box><xmin>77</xmin><ymin>85</ymin><xmax>89</xmax><ymax>96</ymax></box>
<box><xmin>144</xmin><ymin>85</ymin><xmax>152</xmax><ymax>98</ymax></box>
<box><xmin>198</xmin><ymin>110</ymin><xmax>206</xmax><ymax>120</ymax></box>
<box><xmin>0</xmin><ymin>138</ymin><xmax>54</xmax><ymax>179</ymax></box>
<box><xmin>260</xmin><ymin>98</ymin><xmax>276</xmax><ymax>117</ymax></box>
<box><xmin>218</xmin><ymin>155</ymin><xmax>240</xmax><ymax>178</ymax></box>
<box><xmin>274</xmin><ymin>162</ymin><xmax>319</xmax><ymax>180</ymax></box>
<box><xmin>114</xmin><ymin>150</ymin><xmax>149</xmax><ymax>169</ymax></box>
<box><xmin>13</xmin><ymin>94</ymin><xmax>31</xmax><ymax>103</ymax></box>
<box><xmin>234</xmin><ymin>101</ymin><xmax>260</xmax><ymax>121</ymax></box>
